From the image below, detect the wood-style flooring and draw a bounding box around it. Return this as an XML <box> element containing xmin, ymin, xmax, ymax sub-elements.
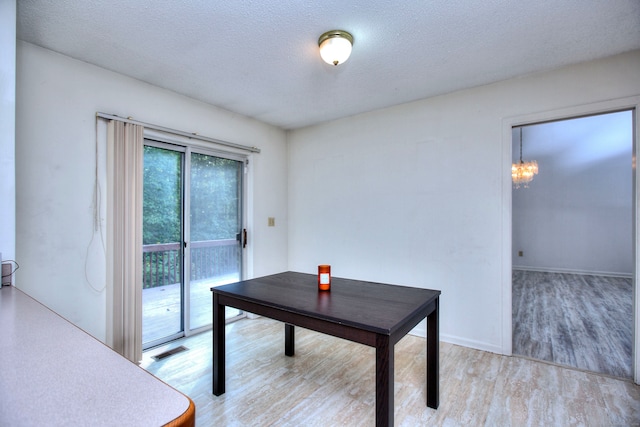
<box><xmin>142</xmin><ymin>316</ymin><xmax>640</xmax><ymax>426</ymax></box>
<box><xmin>512</xmin><ymin>270</ymin><xmax>633</xmax><ymax>379</ymax></box>
<box><xmin>142</xmin><ymin>274</ymin><xmax>239</xmax><ymax>345</ymax></box>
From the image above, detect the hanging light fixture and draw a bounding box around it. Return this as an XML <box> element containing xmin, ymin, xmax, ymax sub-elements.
<box><xmin>318</xmin><ymin>30</ymin><xmax>353</xmax><ymax>66</ymax></box>
<box><xmin>512</xmin><ymin>127</ymin><xmax>538</xmax><ymax>188</ymax></box>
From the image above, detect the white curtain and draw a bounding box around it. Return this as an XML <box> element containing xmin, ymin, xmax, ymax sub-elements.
<box><xmin>106</xmin><ymin>120</ymin><xmax>143</xmax><ymax>363</ymax></box>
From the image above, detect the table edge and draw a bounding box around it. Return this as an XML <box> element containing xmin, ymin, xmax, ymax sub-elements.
<box><xmin>212</xmin><ymin>272</ymin><xmax>440</xmax><ymax>336</ymax></box>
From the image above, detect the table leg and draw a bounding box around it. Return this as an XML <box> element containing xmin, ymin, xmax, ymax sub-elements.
<box><xmin>426</xmin><ymin>297</ymin><xmax>439</xmax><ymax>409</ymax></box>
<box><xmin>376</xmin><ymin>334</ymin><xmax>394</xmax><ymax>427</ymax></box>
<box><xmin>285</xmin><ymin>324</ymin><xmax>295</xmax><ymax>356</ymax></box>
<box><xmin>212</xmin><ymin>293</ymin><xmax>225</xmax><ymax>396</ymax></box>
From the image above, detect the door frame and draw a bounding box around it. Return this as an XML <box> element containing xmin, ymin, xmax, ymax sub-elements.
<box><xmin>501</xmin><ymin>95</ymin><xmax>640</xmax><ymax>384</ymax></box>
<box><xmin>142</xmin><ymin>130</ymin><xmax>249</xmax><ymax>347</ymax></box>
<box><xmin>141</xmin><ymin>140</ymin><xmax>187</xmax><ymax>349</ymax></box>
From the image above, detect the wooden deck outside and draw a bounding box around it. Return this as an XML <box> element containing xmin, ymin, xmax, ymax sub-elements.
<box><xmin>143</xmin><ymin>274</ymin><xmax>239</xmax><ymax>345</ymax></box>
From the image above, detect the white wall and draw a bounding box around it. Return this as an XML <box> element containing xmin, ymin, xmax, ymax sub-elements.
<box><xmin>15</xmin><ymin>42</ymin><xmax>288</xmax><ymax>341</ymax></box>
<box><xmin>512</xmin><ymin>112</ymin><xmax>633</xmax><ymax>276</ymax></box>
<box><xmin>287</xmin><ymin>50</ymin><xmax>640</xmax><ymax>353</ymax></box>
<box><xmin>13</xmin><ymin>38</ymin><xmax>640</xmax><ymax>367</ymax></box>
<box><xmin>0</xmin><ymin>0</ymin><xmax>16</xmax><ymax>263</ymax></box>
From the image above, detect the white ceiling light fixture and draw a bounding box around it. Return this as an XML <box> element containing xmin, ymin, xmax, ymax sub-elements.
<box><xmin>318</xmin><ymin>30</ymin><xmax>353</xmax><ymax>66</ymax></box>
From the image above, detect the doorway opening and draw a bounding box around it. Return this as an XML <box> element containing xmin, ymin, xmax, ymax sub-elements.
<box><xmin>511</xmin><ymin>110</ymin><xmax>634</xmax><ymax>378</ymax></box>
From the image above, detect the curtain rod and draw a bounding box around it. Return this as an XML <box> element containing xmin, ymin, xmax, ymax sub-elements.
<box><xmin>96</xmin><ymin>112</ymin><xmax>261</xmax><ymax>153</ymax></box>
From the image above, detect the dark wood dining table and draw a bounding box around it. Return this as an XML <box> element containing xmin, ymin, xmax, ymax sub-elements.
<box><xmin>211</xmin><ymin>271</ymin><xmax>440</xmax><ymax>427</ymax></box>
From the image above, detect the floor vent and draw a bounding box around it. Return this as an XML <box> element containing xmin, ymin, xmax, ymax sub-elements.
<box><xmin>152</xmin><ymin>345</ymin><xmax>188</xmax><ymax>361</ymax></box>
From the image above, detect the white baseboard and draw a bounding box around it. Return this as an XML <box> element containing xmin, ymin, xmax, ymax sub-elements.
<box><xmin>512</xmin><ymin>265</ymin><xmax>632</xmax><ymax>279</ymax></box>
<box><xmin>439</xmin><ymin>333</ymin><xmax>504</xmax><ymax>354</ymax></box>
<box><xmin>247</xmin><ymin>311</ymin><xmax>507</xmax><ymax>356</ymax></box>
<box><xmin>407</xmin><ymin>324</ymin><xmax>504</xmax><ymax>355</ymax></box>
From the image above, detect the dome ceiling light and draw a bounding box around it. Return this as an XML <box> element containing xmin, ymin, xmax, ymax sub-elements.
<box><xmin>318</xmin><ymin>30</ymin><xmax>353</xmax><ymax>66</ymax></box>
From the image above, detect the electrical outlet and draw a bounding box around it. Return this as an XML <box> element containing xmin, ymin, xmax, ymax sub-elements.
<box><xmin>518</xmin><ymin>251</ymin><xmax>523</xmax><ymax>257</ymax></box>
<box><xmin>2</xmin><ymin>263</ymin><xmax>11</xmax><ymax>286</ymax></box>
<box><xmin>268</xmin><ymin>217</ymin><xmax>275</xmax><ymax>227</ymax></box>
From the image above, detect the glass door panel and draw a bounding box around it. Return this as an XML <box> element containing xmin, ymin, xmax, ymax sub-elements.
<box><xmin>189</xmin><ymin>153</ymin><xmax>243</xmax><ymax>330</ymax></box>
<box><xmin>142</xmin><ymin>145</ymin><xmax>184</xmax><ymax>347</ymax></box>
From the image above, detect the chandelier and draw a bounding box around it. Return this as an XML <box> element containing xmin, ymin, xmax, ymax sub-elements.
<box><xmin>512</xmin><ymin>127</ymin><xmax>538</xmax><ymax>188</ymax></box>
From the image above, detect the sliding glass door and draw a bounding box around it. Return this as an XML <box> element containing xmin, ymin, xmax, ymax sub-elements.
<box><xmin>142</xmin><ymin>145</ymin><xmax>184</xmax><ymax>346</ymax></box>
<box><xmin>188</xmin><ymin>153</ymin><xmax>243</xmax><ymax>330</ymax></box>
<box><xmin>142</xmin><ymin>141</ymin><xmax>244</xmax><ymax>349</ymax></box>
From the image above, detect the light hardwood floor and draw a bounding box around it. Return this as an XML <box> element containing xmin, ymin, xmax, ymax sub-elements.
<box><xmin>513</xmin><ymin>270</ymin><xmax>633</xmax><ymax>379</ymax></box>
<box><xmin>142</xmin><ymin>316</ymin><xmax>640</xmax><ymax>426</ymax></box>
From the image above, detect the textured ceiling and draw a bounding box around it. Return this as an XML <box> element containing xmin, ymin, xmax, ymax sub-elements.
<box><xmin>16</xmin><ymin>0</ymin><xmax>640</xmax><ymax>130</ymax></box>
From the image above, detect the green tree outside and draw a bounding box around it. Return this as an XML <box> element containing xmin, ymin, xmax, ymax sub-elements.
<box><xmin>142</xmin><ymin>146</ymin><xmax>242</xmax><ymax>288</ymax></box>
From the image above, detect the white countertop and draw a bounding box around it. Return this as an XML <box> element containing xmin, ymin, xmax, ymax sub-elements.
<box><xmin>0</xmin><ymin>286</ymin><xmax>192</xmax><ymax>426</ymax></box>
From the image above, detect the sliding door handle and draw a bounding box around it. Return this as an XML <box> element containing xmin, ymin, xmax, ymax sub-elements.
<box><xmin>236</xmin><ymin>229</ymin><xmax>247</xmax><ymax>248</ymax></box>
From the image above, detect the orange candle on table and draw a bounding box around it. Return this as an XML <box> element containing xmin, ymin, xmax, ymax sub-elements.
<box><xmin>318</xmin><ymin>265</ymin><xmax>331</xmax><ymax>291</ymax></box>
